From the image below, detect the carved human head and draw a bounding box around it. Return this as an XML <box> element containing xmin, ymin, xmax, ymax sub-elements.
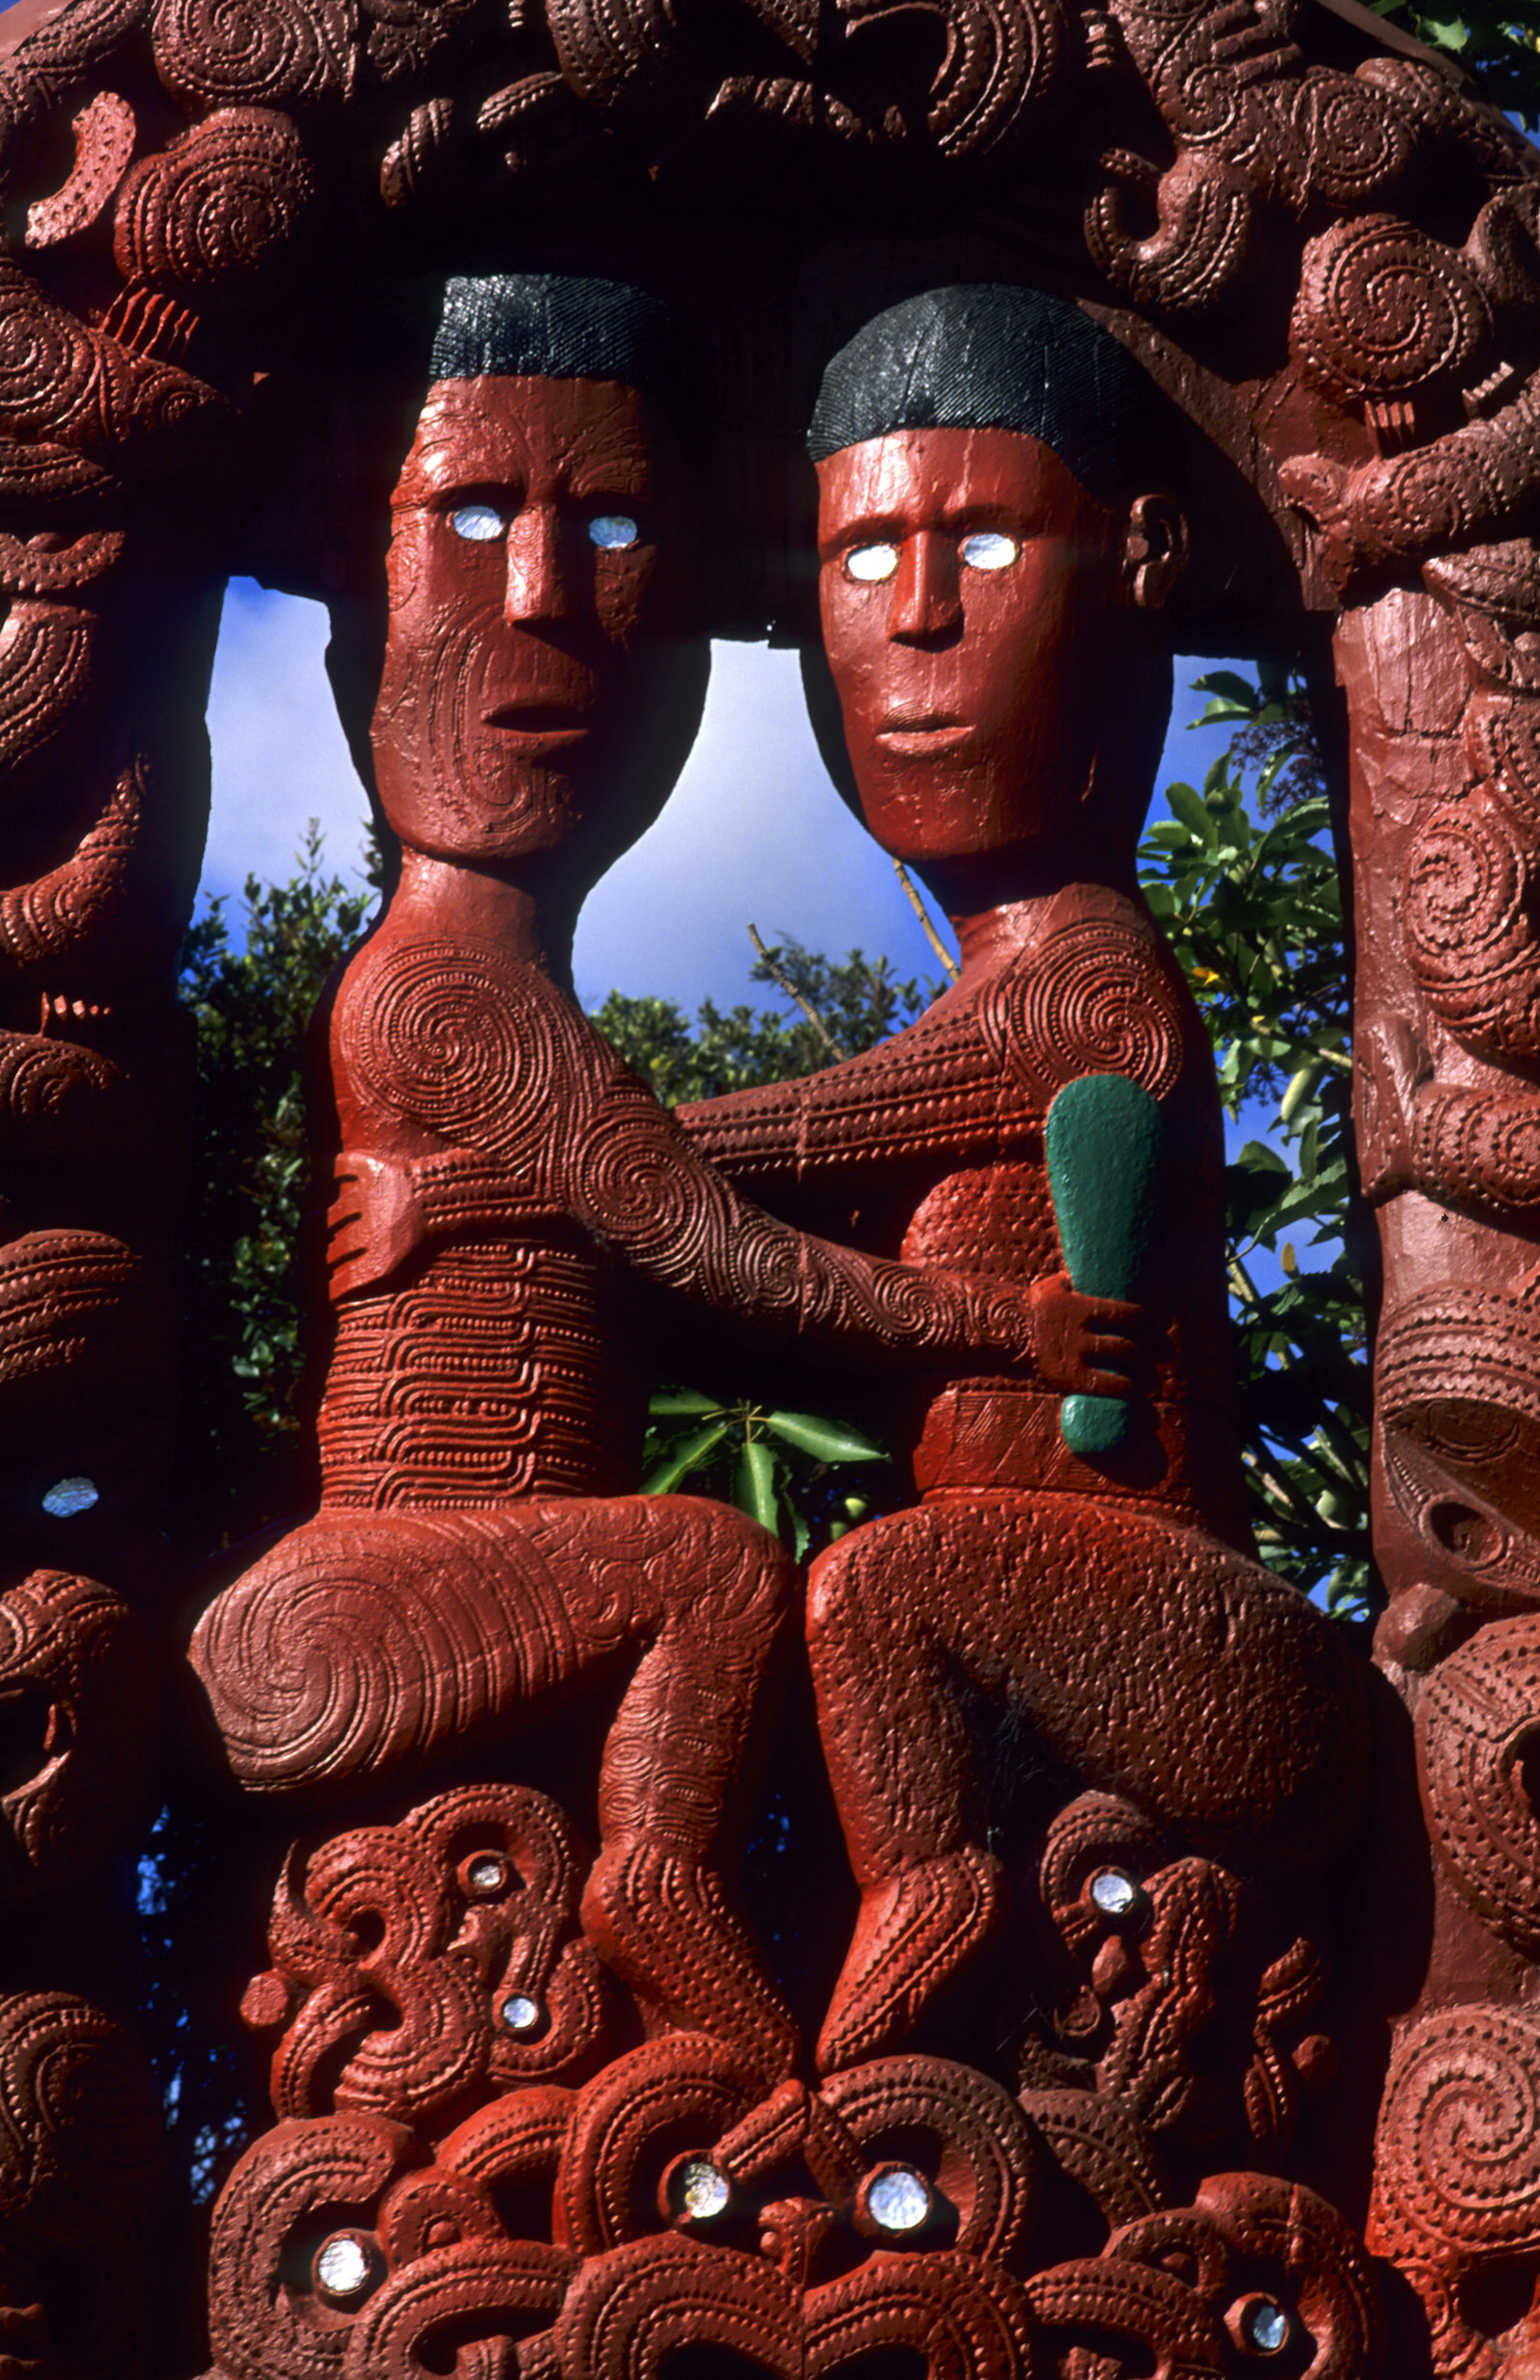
<box><xmin>372</xmin><ymin>272</ymin><xmax>709</xmax><ymax>887</ymax></box>
<box><xmin>806</xmin><ymin>285</ymin><xmax>1187</xmax><ymax>901</ymax></box>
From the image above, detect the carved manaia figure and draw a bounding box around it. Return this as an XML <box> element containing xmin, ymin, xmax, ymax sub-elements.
<box><xmin>190</xmin><ymin>275</ymin><xmax>1039</xmax><ymax>2078</ymax></box>
<box><xmin>682</xmin><ymin>287</ymin><xmax>1370</xmax><ymax>2073</ymax></box>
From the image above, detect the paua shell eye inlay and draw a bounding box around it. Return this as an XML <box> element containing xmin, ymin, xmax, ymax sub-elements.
<box><xmin>450</xmin><ymin>502</ymin><xmax>505</xmax><ymax>541</ymax></box>
<box><xmin>846</xmin><ymin>541</ymin><xmax>899</xmax><ymax>581</ymax></box>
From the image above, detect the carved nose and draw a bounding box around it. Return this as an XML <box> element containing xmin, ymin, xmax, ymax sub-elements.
<box><xmin>505</xmin><ymin>506</ymin><xmax>574</xmax><ymax>625</ymax></box>
<box><xmin>888</xmin><ymin>531</ymin><xmax>960</xmax><ymax>642</ymax></box>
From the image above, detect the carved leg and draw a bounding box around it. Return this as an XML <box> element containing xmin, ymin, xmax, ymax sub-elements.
<box><xmin>554</xmin><ymin>1494</ymin><xmax>802</xmax><ymax>2078</ymax></box>
<box><xmin>808</xmin><ymin>1490</ymin><xmax>1368</xmax><ymax>2072</ymax></box>
<box><xmin>190</xmin><ymin>1493</ymin><xmax>796</xmax><ymax>2072</ymax></box>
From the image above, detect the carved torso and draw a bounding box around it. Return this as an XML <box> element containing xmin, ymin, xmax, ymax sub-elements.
<box><xmin>311</xmin><ymin>913</ymin><xmax>1027</xmax><ymax>1508</ymax></box>
<box><xmin>316</xmin><ymin>926</ymin><xmax>662</xmax><ymax>1506</ymax></box>
<box><xmin>682</xmin><ymin>881</ymin><xmax>1247</xmax><ymax>1534</ymax></box>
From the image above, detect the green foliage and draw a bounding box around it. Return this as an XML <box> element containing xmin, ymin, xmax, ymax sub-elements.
<box><xmin>591</xmin><ymin>941</ymin><xmax>929</xmax><ymax>1105</ymax></box>
<box><xmin>599</xmin><ymin>938</ymin><xmax>933</xmax><ymax>1556</ymax></box>
<box><xmin>1141</xmin><ymin>672</ymin><xmax>1372</xmax><ymax>1620</ymax></box>
<box><xmin>642</xmin><ymin>1390</ymin><xmax>887</xmax><ymax>1558</ymax></box>
<box><xmin>173</xmin><ymin>821</ymin><xmax>376</xmax><ymax>1550</ymax></box>
<box><xmin>1371</xmin><ymin>0</ymin><xmax>1540</xmax><ymax>124</ymax></box>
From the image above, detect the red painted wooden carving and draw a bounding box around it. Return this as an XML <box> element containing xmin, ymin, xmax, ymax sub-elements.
<box><xmin>0</xmin><ymin>0</ymin><xmax>1534</xmax><ymax>2372</ymax></box>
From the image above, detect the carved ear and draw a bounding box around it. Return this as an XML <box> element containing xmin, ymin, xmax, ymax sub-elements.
<box><xmin>1124</xmin><ymin>494</ymin><xmax>1189</xmax><ymax>609</ymax></box>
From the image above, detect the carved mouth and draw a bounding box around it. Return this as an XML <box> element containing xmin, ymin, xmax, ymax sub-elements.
<box><xmin>483</xmin><ymin>701</ymin><xmax>590</xmax><ymax>748</ymax></box>
<box><xmin>877</xmin><ymin>716</ymin><xmax>974</xmax><ymax>754</ymax></box>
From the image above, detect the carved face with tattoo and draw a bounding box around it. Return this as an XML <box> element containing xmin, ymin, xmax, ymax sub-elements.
<box><xmin>370</xmin><ymin>277</ymin><xmax>707</xmax><ymax>905</ymax></box>
<box><xmin>806</xmin><ymin>285</ymin><xmax>1185</xmax><ymax>905</ymax></box>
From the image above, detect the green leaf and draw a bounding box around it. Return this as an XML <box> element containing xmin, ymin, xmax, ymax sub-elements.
<box><xmin>1165</xmin><ymin>782</ymin><xmax>1216</xmax><ymax>845</ymax></box>
<box><xmin>764</xmin><ymin>1410</ymin><xmax>889</xmax><ymax>1463</ymax></box>
<box><xmin>734</xmin><ymin>1436</ymin><xmax>780</xmax><ymax>1534</ymax></box>
<box><xmin>1190</xmin><ymin>670</ymin><xmax>1260</xmax><ymax>709</ymax></box>
<box><xmin>648</xmin><ymin>1389</ymin><xmax>721</xmax><ymax>1418</ymax></box>
<box><xmin>642</xmin><ymin>1421</ymin><xmax>730</xmax><ymax>1496</ymax></box>
<box><xmin>1280</xmin><ymin>1063</ymin><xmax>1322</xmax><ymax>1127</ymax></box>
<box><xmin>1233</xmin><ymin>1139</ymin><xmax>1291</xmax><ymax>1177</ymax></box>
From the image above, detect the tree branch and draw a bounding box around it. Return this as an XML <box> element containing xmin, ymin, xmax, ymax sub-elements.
<box><xmin>892</xmin><ymin>858</ymin><xmax>960</xmax><ymax>982</ymax></box>
<box><xmin>747</xmin><ymin>925</ymin><xmax>847</xmax><ymax>1061</ymax></box>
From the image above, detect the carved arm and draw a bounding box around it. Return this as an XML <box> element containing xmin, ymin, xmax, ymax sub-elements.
<box><xmin>676</xmin><ymin>1004</ymin><xmax>1026</xmax><ymax>1188</ymax></box>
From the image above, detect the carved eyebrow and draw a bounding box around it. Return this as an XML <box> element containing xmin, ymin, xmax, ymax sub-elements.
<box><xmin>400</xmin><ymin>430</ymin><xmax>653</xmax><ymax>501</ymax></box>
<box><xmin>821</xmin><ymin>496</ymin><xmax>1048</xmax><ymax>552</ymax></box>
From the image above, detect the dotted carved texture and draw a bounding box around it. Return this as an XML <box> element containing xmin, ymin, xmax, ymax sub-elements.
<box><xmin>150</xmin><ymin>0</ymin><xmax>354</xmax><ymax>112</ymax></box>
<box><xmin>807</xmin><ymin>1490</ymin><xmax>1367</xmax><ymax>1879</ymax></box>
<box><xmin>980</xmin><ymin>918</ymin><xmax>1185</xmax><ymax>1105</ymax></box>
<box><xmin>1402</xmin><ymin>788</ymin><xmax>1540</xmax><ymax>1062</ymax></box>
<box><xmin>113</xmin><ymin>107</ymin><xmax>318</xmax><ymax>301</ymax></box>
<box><xmin>1295</xmin><ymin>215</ymin><xmax>1491</xmax><ymax>403</ymax></box>
<box><xmin>1418</xmin><ymin>1618</ymin><xmax>1540</xmax><ymax>1959</ymax></box>
<box><xmin>1373</xmin><ymin>2004</ymin><xmax>1540</xmax><ymax>2260</ymax></box>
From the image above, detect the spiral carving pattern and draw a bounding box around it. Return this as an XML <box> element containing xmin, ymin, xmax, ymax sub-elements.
<box><xmin>252</xmin><ymin>1781</ymin><xmax>614</xmax><ymax>2122</ymax></box>
<box><xmin>922</xmin><ymin>0</ymin><xmax>1068</xmax><ymax>164</ymax></box>
<box><xmin>340</xmin><ymin>942</ymin><xmax>567</xmax><ymax>1161</ymax></box>
<box><xmin>983</xmin><ymin>919</ymin><xmax>1185</xmax><ymax>1104</ymax></box>
<box><xmin>1288</xmin><ymin>69</ymin><xmax>1416</xmax><ymax>209</ymax></box>
<box><xmin>1373</xmin><ymin>2005</ymin><xmax>1540</xmax><ymax>2261</ymax></box>
<box><xmin>361</xmin><ymin>0</ymin><xmax>486</xmax><ymax>83</ymax></box>
<box><xmin>114</xmin><ymin>108</ymin><xmax>318</xmax><ymax>301</ymax></box>
<box><xmin>0</xmin><ymin>262</ymin><xmax>215</xmax><ymax>454</ymax></box>
<box><xmin>1295</xmin><ymin>216</ymin><xmax>1491</xmax><ymax>403</ymax></box>
<box><xmin>208</xmin><ymin>2113</ymin><xmax>412</xmax><ymax>2380</ymax></box>
<box><xmin>191</xmin><ymin>1512</ymin><xmax>546</xmax><ymax>1798</ymax></box>
<box><xmin>0</xmin><ymin>603</ymin><xmax>98</xmax><ymax>784</ymax></box>
<box><xmin>150</xmin><ymin>0</ymin><xmax>353</xmax><ymax>113</ymax></box>
<box><xmin>1418</xmin><ymin>1618</ymin><xmax>1540</xmax><ymax>1958</ymax></box>
<box><xmin>571</xmin><ymin>1088</ymin><xmax>716</xmax><ymax>1281</ymax></box>
<box><xmin>0</xmin><ymin>270</ymin><xmax>102</xmax><ymax>440</ymax></box>
<box><xmin>1467</xmin><ymin>690</ymin><xmax>1540</xmax><ymax>830</ymax></box>
<box><xmin>1402</xmin><ymin>792</ymin><xmax>1540</xmax><ymax>1060</ymax></box>
<box><xmin>1403</xmin><ymin>794</ymin><xmax>1526</xmax><ymax>975</ymax></box>
<box><xmin>0</xmin><ymin>1568</ymin><xmax>156</xmax><ymax>1891</ymax></box>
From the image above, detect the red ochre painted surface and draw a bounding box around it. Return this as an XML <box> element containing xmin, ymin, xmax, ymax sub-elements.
<box><xmin>0</xmin><ymin>3</ymin><xmax>1535</xmax><ymax>2374</ymax></box>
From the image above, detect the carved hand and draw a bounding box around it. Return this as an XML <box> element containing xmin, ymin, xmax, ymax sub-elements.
<box><xmin>327</xmin><ymin>1151</ymin><xmax>426</xmax><ymax>1297</ymax></box>
<box><xmin>1026</xmin><ymin>1269</ymin><xmax>1140</xmax><ymax>1398</ymax></box>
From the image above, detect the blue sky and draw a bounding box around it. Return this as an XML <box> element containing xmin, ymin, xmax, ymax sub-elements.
<box><xmin>204</xmin><ymin>579</ymin><xmax>1250</xmax><ymax>1015</ymax></box>
<box><xmin>205</xmin><ymin>586</ymin><xmax>1317</xmax><ymax>1296</ymax></box>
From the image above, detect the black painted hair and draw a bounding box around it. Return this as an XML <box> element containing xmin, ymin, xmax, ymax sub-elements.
<box><xmin>429</xmin><ymin>273</ymin><xmax>675</xmax><ymax>393</ymax></box>
<box><xmin>806</xmin><ymin>284</ymin><xmax>1158</xmax><ymax>498</ymax></box>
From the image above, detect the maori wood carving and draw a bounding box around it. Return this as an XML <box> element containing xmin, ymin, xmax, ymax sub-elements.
<box><xmin>0</xmin><ymin>0</ymin><xmax>1535</xmax><ymax>2373</ymax></box>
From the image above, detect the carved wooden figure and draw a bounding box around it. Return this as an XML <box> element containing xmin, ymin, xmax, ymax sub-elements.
<box><xmin>189</xmin><ymin>273</ymin><xmax>1046</xmax><ymax>2082</ymax></box>
<box><xmin>0</xmin><ymin>0</ymin><xmax>1535</xmax><ymax>2369</ymax></box>
<box><xmin>683</xmin><ymin>286</ymin><xmax>1369</xmax><ymax>2083</ymax></box>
